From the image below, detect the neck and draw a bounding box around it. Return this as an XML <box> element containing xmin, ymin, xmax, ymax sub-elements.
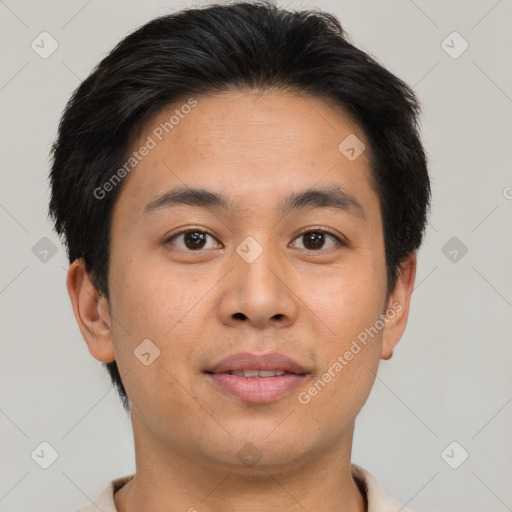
<box><xmin>114</xmin><ymin>414</ymin><xmax>367</xmax><ymax>512</ymax></box>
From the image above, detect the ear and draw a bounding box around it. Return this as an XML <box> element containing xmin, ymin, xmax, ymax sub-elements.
<box><xmin>381</xmin><ymin>252</ymin><xmax>417</xmax><ymax>360</ymax></box>
<box><xmin>66</xmin><ymin>259</ymin><xmax>116</xmax><ymax>363</ymax></box>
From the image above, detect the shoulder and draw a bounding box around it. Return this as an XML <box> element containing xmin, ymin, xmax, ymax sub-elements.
<box><xmin>351</xmin><ymin>463</ymin><xmax>416</xmax><ymax>512</ymax></box>
<box><xmin>73</xmin><ymin>474</ymin><xmax>134</xmax><ymax>512</ymax></box>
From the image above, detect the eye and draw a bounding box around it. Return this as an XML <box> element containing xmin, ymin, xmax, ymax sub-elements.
<box><xmin>165</xmin><ymin>229</ymin><xmax>222</xmax><ymax>251</ymax></box>
<box><xmin>165</xmin><ymin>228</ymin><xmax>343</xmax><ymax>252</ymax></box>
<box><xmin>290</xmin><ymin>229</ymin><xmax>343</xmax><ymax>251</ymax></box>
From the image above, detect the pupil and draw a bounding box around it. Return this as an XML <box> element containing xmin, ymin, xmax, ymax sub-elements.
<box><xmin>305</xmin><ymin>232</ymin><xmax>324</xmax><ymax>250</ymax></box>
<box><xmin>185</xmin><ymin>231</ymin><xmax>206</xmax><ymax>249</ymax></box>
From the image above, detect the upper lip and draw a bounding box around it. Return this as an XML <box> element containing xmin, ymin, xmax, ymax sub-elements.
<box><xmin>206</xmin><ymin>351</ymin><xmax>310</xmax><ymax>375</ymax></box>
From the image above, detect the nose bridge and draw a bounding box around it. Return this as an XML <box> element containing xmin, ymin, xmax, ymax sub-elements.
<box><xmin>219</xmin><ymin>231</ymin><xmax>298</xmax><ymax>327</ymax></box>
<box><xmin>236</xmin><ymin>233</ymin><xmax>283</xmax><ymax>297</ymax></box>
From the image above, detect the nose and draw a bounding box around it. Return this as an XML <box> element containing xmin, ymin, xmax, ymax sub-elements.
<box><xmin>217</xmin><ymin>239</ymin><xmax>299</xmax><ymax>329</ymax></box>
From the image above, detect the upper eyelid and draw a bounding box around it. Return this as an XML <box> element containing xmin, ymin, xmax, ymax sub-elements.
<box><xmin>167</xmin><ymin>228</ymin><xmax>221</xmax><ymax>243</ymax></box>
<box><xmin>294</xmin><ymin>226</ymin><xmax>342</xmax><ymax>241</ymax></box>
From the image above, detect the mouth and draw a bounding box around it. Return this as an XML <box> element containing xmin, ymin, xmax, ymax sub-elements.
<box><xmin>209</xmin><ymin>369</ymin><xmax>303</xmax><ymax>378</ymax></box>
<box><xmin>203</xmin><ymin>352</ymin><xmax>310</xmax><ymax>403</ymax></box>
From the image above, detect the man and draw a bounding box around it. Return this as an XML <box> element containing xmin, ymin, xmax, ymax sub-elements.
<box><xmin>48</xmin><ymin>1</ymin><xmax>431</xmax><ymax>510</ymax></box>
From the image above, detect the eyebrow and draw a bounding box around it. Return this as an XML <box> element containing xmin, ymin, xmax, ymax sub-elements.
<box><xmin>143</xmin><ymin>184</ymin><xmax>365</xmax><ymax>219</ymax></box>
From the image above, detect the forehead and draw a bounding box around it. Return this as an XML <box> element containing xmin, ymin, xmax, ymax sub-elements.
<box><xmin>113</xmin><ymin>90</ymin><xmax>379</xmax><ymax>221</ymax></box>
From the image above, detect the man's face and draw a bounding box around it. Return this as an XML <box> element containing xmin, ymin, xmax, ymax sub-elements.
<box><xmin>102</xmin><ymin>91</ymin><xmax>392</xmax><ymax>469</ymax></box>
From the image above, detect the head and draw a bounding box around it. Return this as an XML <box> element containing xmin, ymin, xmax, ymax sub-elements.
<box><xmin>49</xmin><ymin>0</ymin><xmax>430</xmax><ymax>468</ymax></box>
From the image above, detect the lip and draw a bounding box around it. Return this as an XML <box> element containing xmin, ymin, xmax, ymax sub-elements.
<box><xmin>204</xmin><ymin>351</ymin><xmax>310</xmax><ymax>404</ymax></box>
<box><xmin>206</xmin><ymin>351</ymin><xmax>309</xmax><ymax>375</ymax></box>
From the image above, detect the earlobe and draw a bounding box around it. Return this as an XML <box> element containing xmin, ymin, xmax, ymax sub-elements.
<box><xmin>66</xmin><ymin>259</ymin><xmax>116</xmax><ymax>363</ymax></box>
<box><xmin>380</xmin><ymin>252</ymin><xmax>417</xmax><ymax>360</ymax></box>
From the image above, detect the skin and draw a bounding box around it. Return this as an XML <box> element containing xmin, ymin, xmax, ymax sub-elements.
<box><xmin>67</xmin><ymin>90</ymin><xmax>416</xmax><ymax>512</ymax></box>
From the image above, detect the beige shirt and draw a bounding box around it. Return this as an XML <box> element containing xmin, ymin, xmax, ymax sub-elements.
<box><xmin>74</xmin><ymin>463</ymin><xmax>415</xmax><ymax>512</ymax></box>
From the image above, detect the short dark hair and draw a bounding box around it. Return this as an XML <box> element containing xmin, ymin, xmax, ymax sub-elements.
<box><xmin>48</xmin><ymin>0</ymin><xmax>431</xmax><ymax>414</ymax></box>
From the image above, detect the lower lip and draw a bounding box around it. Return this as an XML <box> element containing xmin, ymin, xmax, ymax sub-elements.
<box><xmin>206</xmin><ymin>373</ymin><xmax>307</xmax><ymax>403</ymax></box>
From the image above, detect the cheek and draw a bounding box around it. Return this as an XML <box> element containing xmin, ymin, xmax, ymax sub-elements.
<box><xmin>107</xmin><ymin>258</ymin><xmax>207</xmax><ymax>411</ymax></box>
<box><xmin>108</xmin><ymin>254</ymin><xmax>217</xmax><ymax>390</ymax></box>
<box><xmin>301</xmin><ymin>271</ymin><xmax>384</xmax><ymax>423</ymax></box>
<box><xmin>300</xmin><ymin>255</ymin><xmax>386</xmax><ymax>343</ymax></box>
<box><xmin>110</xmin><ymin>253</ymin><xmax>203</xmax><ymax>337</ymax></box>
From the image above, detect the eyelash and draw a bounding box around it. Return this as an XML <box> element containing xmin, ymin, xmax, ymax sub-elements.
<box><xmin>164</xmin><ymin>227</ymin><xmax>345</xmax><ymax>252</ymax></box>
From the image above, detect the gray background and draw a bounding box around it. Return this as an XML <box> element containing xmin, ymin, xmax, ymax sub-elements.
<box><xmin>1</xmin><ymin>0</ymin><xmax>511</xmax><ymax>511</ymax></box>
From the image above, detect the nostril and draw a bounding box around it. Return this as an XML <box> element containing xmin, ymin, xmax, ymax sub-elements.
<box><xmin>233</xmin><ymin>312</ymin><xmax>247</xmax><ymax>320</ymax></box>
